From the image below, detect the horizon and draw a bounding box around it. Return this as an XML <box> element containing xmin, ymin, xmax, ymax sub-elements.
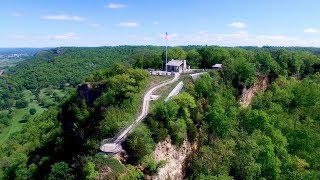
<box><xmin>3</xmin><ymin>45</ymin><xmax>320</xmax><ymax>49</ymax></box>
<box><xmin>2</xmin><ymin>0</ymin><xmax>320</xmax><ymax>47</ymax></box>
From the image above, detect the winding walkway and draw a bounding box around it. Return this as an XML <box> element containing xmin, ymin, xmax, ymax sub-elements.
<box><xmin>100</xmin><ymin>73</ymin><xmax>180</xmax><ymax>153</ymax></box>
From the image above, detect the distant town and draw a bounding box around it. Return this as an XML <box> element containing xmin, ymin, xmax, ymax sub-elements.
<box><xmin>0</xmin><ymin>53</ymin><xmax>29</xmax><ymax>59</ymax></box>
<box><xmin>0</xmin><ymin>48</ymin><xmax>46</xmax><ymax>68</ymax></box>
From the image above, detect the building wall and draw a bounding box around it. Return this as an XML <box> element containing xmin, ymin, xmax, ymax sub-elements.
<box><xmin>167</xmin><ymin>65</ymin><xmax>183</xmax><ymax>72</ymax></box>
<box><xmin>166</xmin><ymin>61</ymin><xmax>189</xmax><ymax>72</ymax></box>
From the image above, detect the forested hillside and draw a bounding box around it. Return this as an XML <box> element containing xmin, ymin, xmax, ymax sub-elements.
<box><xmin>6</xmin><ymin>46</ymin><xmax>163</xmax><ymax>90</ymax></box>
<box><xmin>121</xmin><ymin>46</ymin><xmax>320</xmax><ymax>179</ymax></box>
<box><xmin>1</xmin><ymin>45</ymin><xmax>320</xmax><ymax>179</ymax></box>
<box><xmin>0</xmin><ymin>46</ymin><xmax>163</xmax><ymax>143</ymax></box>
<box><xmin>184</xmin><ymin>74</ymin><xmax>320</xmax><ymax>179</ymax></box>
<box><xmin>0</xmin><ymin>64</ymin><xmax>150</xmax><ymax>179</ymax></box>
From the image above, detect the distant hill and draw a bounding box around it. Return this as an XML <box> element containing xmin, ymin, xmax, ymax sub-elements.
<box><xmin>0</xmin><ymin>48</ymin><xmax>49</xmax><ymax>56</ymax></box>
<box><xmin>6</xmin><ymin>46</ymin><xmax>163</xmax><ymax>89</ymax></box>
<box><xmin>239</xmin><ymin>46</ymin><xmax>320</xmax><ymax>55</ymax></box>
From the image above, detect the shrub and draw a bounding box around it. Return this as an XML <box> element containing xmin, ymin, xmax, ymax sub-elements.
<box><xmin>29</xmin><ymin>108</ymin><xmax>37</xmax><ymax>115</ymax></box>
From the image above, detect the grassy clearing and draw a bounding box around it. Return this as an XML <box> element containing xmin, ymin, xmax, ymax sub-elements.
<box><xmin>155</xmin><ymin>74</ymin><xmax>191</xmax><ymax>101</ymax></box>
<box><xmin>0</xmin><ymin>91</ymin><xmax>45</xmax><ymax>145</ymax></box>
<box><xmin>119</xmin><ymin>75</ymin><xmax>172</xmax><ymax>129</ymax></box>
<box><xmin>148</xmin><ymin>75</ymin><xmax>172</xmax><ymax>86</ymax></box>
<box><xmin>39</xmin><ymin>88</ymin><xmax>68</xmax><ymax>106</ymax></box>
<box><xmin>0</xmin><ymin>88</ymin><xmax>70</xmax><ymax>145</ymax></box>
<box><xmin>93</xmin><ymin>154</ymin><xmax>126</xmax><ymax>179</ymax></box>
<box><xmin>111</xmin><ymin>75</ymin><xmax>174</xmax><ymax>134</ymax></box>
<box><xmin>0</xmin><ymin>58</ymin><xmax>25</xmax><ymax>68</ymax></box>
<box><xmin>0</xmin><ymin>107</ymin><xmax>43</xmax><ymax>145</ymax></box>
<box><xmin>150</xmin><ymin>74</ymin><xmax>193</xmax><ymax>110</ymax></box>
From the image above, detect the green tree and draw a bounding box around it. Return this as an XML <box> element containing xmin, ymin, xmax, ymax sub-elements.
<box><xmin>191</xmin><ymin>140</ymin><xmax>236</xmax><ymax>177</ymax></box>
<box><xmin>194</xmin><ymin>73</ymin><xmax>213</xmax><ymax>98</ymax></box>
<box><xmin>83</xmin><ymin>161</ymin><xmax>98</xmax><ymax>180</ymax></box>
<box><xmin>255</xmin><ymin>50</ymin><xmax>280</xmax><ymax>77</ymax></box>
<box><xmin>186</xmin><ymin>119</ymin><xmax>197</xmax><ymax>141</ymax></box>
<box><xmin>198</xmin><ymin>46</ymin><xmax>231</xmax><ymax>68</ymax></box>
<box><xmin>164</xmin><ymin>47</ymin><xmax>187</xmax><ymax>60</ymax></box>
<box><xmin>132</xmin><ymin>49</ymin><xmax>162</xmax><ymax>69</ymax></box>
<box><xmin>173</xmin><ymin>92</ymin><xmax>196</xmax><ymax>110</ymax></box>
<box><xmin>121</xmin><ymin>165</ymin><xmax>144</xmax><ymax>180</ymax></box>
<box><xmin>3</xmin><ymin>98</ymin><xmax>15</xmax><ymax>109</ymax></box>
<box><xmin>205</xmin><ymin>101</ymin><xmax>232</xmax><ymax>138</ymax></box>
<box><xmin>251</xmin><ymin>131</ymin><xmax>282</xmax><ymax>180</ymax></box>
<box><xmin>186</xmin><ymin>49</ymin><xmax>202</xmax><ymax>68</ymax></box>
<box><xmin>222</xmin><ymin>57</ymin><xmax>256</xmax><ymax>91</ymax></box>
<box><xmin>0</xmin><ymin>116</ymin><xmax>11</xmax><ymax>126</ymax></box>
<box><xmin>15</xmin><ymin>99</ymin><xmax>29</xmax><ymax>109</ymax></box>
<box><xmin>124</xmin><ymin>125</ymin><xmax>154</xmax><ymax>164</ymax></box>
<box><xmin>145</xmin><ymin>116</ymin><xmax>168</xmax><ymax>143</ymax></box>
<box><xmin>232</xmin><ymin>135</ymin><xmax>262</xmax><ymax>180</ymax></box>
<box><xmin>242</xmin><ymin>110</ymin><xmax>271</xmax><ymax>134</ymax></box>
<box><xmin>154</xmin><ymin>101</ymin><xmax>179</xmax><ymax>126</ymax></box>
<box><xmin>169</xmin><ymin>118</ymin><xmax>187</xmax><ymax>146</ymax></box>
<box><xmin>48</xmin><ymin>162</ymin><xmax>73</xmax><ymax>180</ymax></box>
<box><xmin>29</xmin><ymin>108</ymin><xmax>37</xmax><ymax>115</ymax></box>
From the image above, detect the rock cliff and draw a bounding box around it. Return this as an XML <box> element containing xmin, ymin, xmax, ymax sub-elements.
<box><xmin>239</xmin><ymin>76</ymin><xmax>269</xmax><ymax>108</ymax></box>
<box><xmin>152</xmin><ymin>138</ymin><xmax>197</xmax><ymax>180</ymax></box>
<box><xmin>77</xmin><ymin>82</ymin><xmax>106</xmax><ymax>104</ymax></box>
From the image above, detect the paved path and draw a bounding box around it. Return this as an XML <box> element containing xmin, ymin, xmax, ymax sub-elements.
<box><xmin>100</xmin><ymin>73</ymin><xmax>180</xmax><ymax>153</ymax></box>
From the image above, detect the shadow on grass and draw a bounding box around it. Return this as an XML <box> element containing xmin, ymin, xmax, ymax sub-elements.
<box><xmin>19</xmin><ymin>119</ymin><xmax>28</xmax><ymax>123</ymax></box>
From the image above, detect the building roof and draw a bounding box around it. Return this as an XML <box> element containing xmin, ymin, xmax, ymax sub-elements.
<box><xmin>212</xmin><ymin>64</ymin><xmax>222</xmax><ymax>68</ymax></box>
<box><xmin>166</xmin><ymin>60</ymin><xmax>184</xmax><ymax>66</ymax></box>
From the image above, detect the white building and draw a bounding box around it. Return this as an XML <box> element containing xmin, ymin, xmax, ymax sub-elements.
<box><xmin>166</xmin><ymin>59</ymin><xmax>189</xmax><ymax>72</ymax></box>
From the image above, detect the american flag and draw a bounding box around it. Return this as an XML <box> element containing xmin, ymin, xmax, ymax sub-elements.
<box><xmin>165</xmin><ymin>32</ymin><xmax>168</xmax><ymax>40</ymax></box>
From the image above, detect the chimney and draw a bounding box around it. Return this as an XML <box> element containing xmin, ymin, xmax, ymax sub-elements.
<box><xmin>183</xmin><ymin>60</ymin><xmax>187</xmax><ymax>70</ymax></box>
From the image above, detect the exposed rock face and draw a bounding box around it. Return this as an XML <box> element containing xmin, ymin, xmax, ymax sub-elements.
<box><xmin>77</xmin><ymin>83</ymin><xmax>105</xmax><ymax>104</ymax></box>
<box><xmin>239</xmin><ymin>76</ymin><xmax>269</xmax><ymax>108</ymax></box>
<box><xmin>152</xmin><ymin>138</ymin><xmax>196</xmax><ymax>180</ymax></box>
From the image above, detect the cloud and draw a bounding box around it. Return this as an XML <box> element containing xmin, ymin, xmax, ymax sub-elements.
<box><xmin>48</xmin><ymin>32</ymin><xmax>78</xmax><ymax>40</ymax></box>
<box><xmin>11</xmin><ymin>34</ymin><xmax>26</xmax><ymax>40</ymax></box>
<box><xmin>118</xmin><ymin>22</ymin><xmax>139</xmax><ymax>27</ymax></box>
<box><xmin>11</xmin><ymin>12</ymin><xmax>22</xmax><ymax>17</ymax></box>
<box><xmin>304</xmin><ymin>28</ymin><xmax>320</xmax><ymax>33</ymax></box>
<box><xmin>128</xmin><ymin>34</ymin><xmax>138</xmax><ymax>38</ymax></box>
<box><xmin>224</xmin><ymin>31</ymin><xmax>248</xmax><ymax>38</ymax></box>
<box><xmin>105</xmin><ymin>3</ymin><xmax>126</xmax><ymax>9</ymax></box>
<box><xmin>169</xmin><ymin>33</ymin><xmax>179</xmax><ymax>38</ymax></box>
<box><xmin>41</xmin><ymin>14</ymin><xmax>85</xmax><ymax>21</ymax></box>
<box><xmin>199</xmin><ymin>18</ymin><xmax>208</xmax><ymax>23</ymax></box>
<box><xmin>153</xmin><ymin>21</ymin><xmax>159</xmax><ymax>25</ymax></box>
<box><xmin>228</xmin><ymin>21</ymin><xmax>246</xmax><ymax>28</ymax></box>
<box><xmin>160</xmin><ymin>30</ymin><xmax>318</xmax><ymax>47</ymax></box>
<box><xmin>143</xmin><ymin>37</ymin><xmax>154</xmax><ymax>41</ymax></box>
<box><xmin>90</xmin><ymin>23</ymin><xmax>101</xmax><ymax>27</ymax></box>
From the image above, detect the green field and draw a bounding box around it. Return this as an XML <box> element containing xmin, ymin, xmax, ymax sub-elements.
<box><xmin>0</xmin><ymin>88</ymin><xmax>70</xmax><ymax>145</ymax></box>
<box><xmin>0</xmin><ymin>58</ymin><xmax>26</xmax><ymax>68</ymax></box>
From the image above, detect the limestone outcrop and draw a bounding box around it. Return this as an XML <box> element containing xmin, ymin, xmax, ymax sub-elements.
<box><xmin>152</xmin><ymin>138</ymin><xmax>197</xmax><ymax>180</ymax></box>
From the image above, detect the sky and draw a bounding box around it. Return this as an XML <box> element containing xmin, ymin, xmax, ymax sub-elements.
<box><xmin>1</xmin><ymin>0</ymin><xmax>320</xmax><ymax>47</ymax></box>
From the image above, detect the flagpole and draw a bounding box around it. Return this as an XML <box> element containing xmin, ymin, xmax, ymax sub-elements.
<box><xmin>165</xmin><ymin>32</ymin><xmax>168</xmax><ymax>72</ymax></box>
